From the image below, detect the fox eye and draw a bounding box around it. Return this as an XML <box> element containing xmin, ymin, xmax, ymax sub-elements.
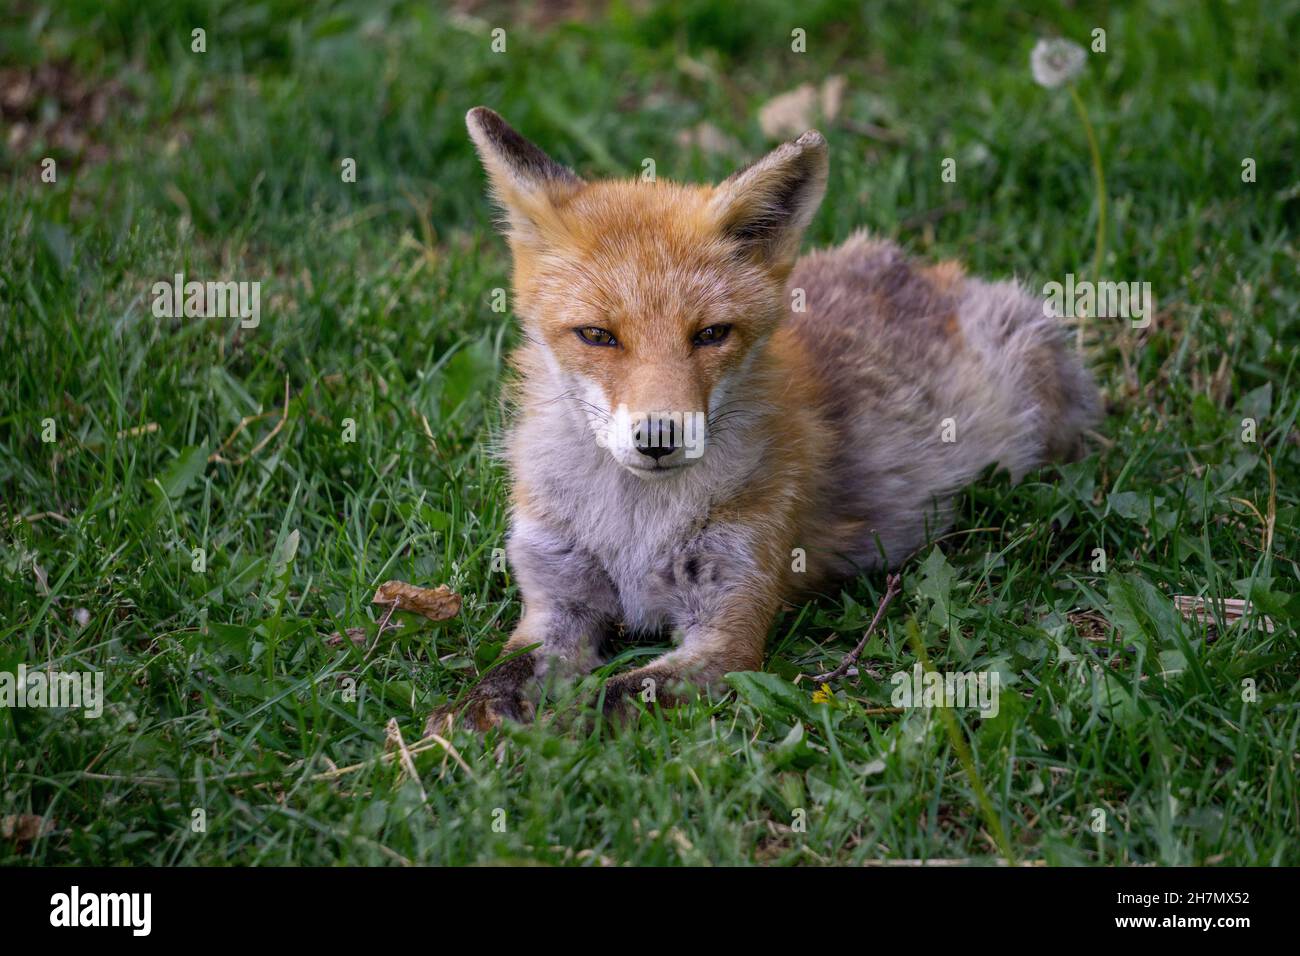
<box><xmin>693</xmin><ymin>324</ymin><xmax>732</xmax><ymax>347</ymax></box>
<box><xmin>575</xmin><ymin>326</ymin><xmax>618</xmax><ymax>347</ymax></box>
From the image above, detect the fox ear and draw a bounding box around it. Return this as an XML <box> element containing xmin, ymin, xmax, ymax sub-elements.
<box><xmin>466</xmin><ymin>107</ymin><xmax>582</xmax><ymax>246</ymax></box>
<box><xmin>710</xmin><ymin>130</ymin><xmax>828</xmax><ymax>268</ymax></box>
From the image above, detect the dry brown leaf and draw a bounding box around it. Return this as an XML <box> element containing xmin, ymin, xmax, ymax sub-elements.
<box><xmin>1068</xmin><ymin>609</ymin><xmax>1113</xmax><ymax>642</ymax></box>
<box><xmin>372</xmin><ymin>580</ymin><xmax>461</xmax><ymax>622</ymax></box>
<box><xmin>2</xmin><ymin>814</ymin><xmax>54</xmax><ymax>844</ymax></box>
<box><xmin>325</xmin><ymin>626</ymin><xmax>369</xmax><ymax>647</ymax></box>
<box><xmin>1172</xmin><ymin>595</ymin><xmax>1275</xmax><ymax>634</ymax></box>
<box><xmin>758</xmin><ymin>83</ymin><xmax>818</xmax><ymax>140</ymax></box>
<box><xmin>674</xmin><ymin>121</ymin><xmax>737</xmax><ymax>156</ymax></box>
<box><xmin>820</xmin><ymin>74</ymin><xmax>846</xmax><ymax>122</ymax></box>
<box><xmin>758</xmin><ymin>76</ymin><xmax>846</xmax><ymax>140</ymax></box>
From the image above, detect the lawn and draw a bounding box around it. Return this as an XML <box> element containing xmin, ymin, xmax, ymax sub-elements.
<box><xmin>1</xmin><ymin>0</ymin><xmax>1296</xmax><ymax>866</ymax></box>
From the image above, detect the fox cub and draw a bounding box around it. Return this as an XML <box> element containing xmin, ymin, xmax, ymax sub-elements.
<box><xmin>452</xmin><ymin>106</ymin><xmax>1100</xmax><ymax>728</ymax></box>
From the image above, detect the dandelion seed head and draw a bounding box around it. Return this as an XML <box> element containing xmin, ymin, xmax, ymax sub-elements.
<box><xmin>1031</xmin><ymin>37</ymin><xmax>1087</xmax><ymax>89</ymax></box>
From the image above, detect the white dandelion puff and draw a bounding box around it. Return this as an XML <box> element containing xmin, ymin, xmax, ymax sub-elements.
<box><xmin>1030</xmin><ymin>36</ymin><xmax>1105</xmax><ymax>351</ymax></box>
<box><xmin>1031</xmin><ymin>38</ymin><xmax>1087</xmax><ymax>88</ymax></box>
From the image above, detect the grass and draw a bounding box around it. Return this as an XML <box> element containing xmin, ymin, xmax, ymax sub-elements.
<box><xmin>1</xmin><ymin>0</ymin><xmax>1296</xmax><ymax>866</ymax></box>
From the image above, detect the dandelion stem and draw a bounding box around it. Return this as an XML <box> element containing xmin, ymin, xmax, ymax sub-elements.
<box><xmin>905</xmin><ymin>618</ymin><xmax>1016</xmax><ymax>865</ymax></box>
<box><xmin>1068</xmin><ymin>84</ymin><xmax>1106</xmax><ymax>349</ymax></box>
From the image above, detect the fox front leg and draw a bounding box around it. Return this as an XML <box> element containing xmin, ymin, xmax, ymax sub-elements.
<box><xmin>601</xmin><ymin>535</ymin><xmax>785</xmax><ymax>717</ymax></box>
<box><xmin>440</xmin><ymin>517</ymin><xmax>619</xmax><ymax>731</ymax></box>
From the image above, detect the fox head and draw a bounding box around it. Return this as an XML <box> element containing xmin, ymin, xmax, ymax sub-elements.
<box><xmin>467</xmin><ymin>106</ymin><xmax>828</xmax><ymax>479</ymax></box>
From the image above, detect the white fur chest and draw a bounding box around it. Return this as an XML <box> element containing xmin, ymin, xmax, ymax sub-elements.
<box><xmin>510</xmin><ymin>401</ymin><xmax>750</xmax><ymax>632</ymax></box>
<box><xmin>527</xmin><ymin>449</ymin><xmax>703</xmax><ymax>630</ymax></box>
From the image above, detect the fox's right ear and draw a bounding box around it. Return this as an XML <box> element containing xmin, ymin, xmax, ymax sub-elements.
<box><xmin>466</xmin><ymin>107</ymin><xmax>582</xmax><ymax>247</ymax></box>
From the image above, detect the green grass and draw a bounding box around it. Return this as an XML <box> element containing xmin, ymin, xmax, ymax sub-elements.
<box><xmin>1</xmin><ymin>0</ymin><xmax>1296</xmax><ymax>866</ymax></box>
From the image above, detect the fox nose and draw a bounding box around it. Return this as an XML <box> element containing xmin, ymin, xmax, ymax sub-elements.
<box><xmin>635</xmin><ymin>415</ymin><xmax>682</xmax><ymax>461</ymax></box>
<box><xmin>640</xmin><ymin>443</ymin><xmax>677</xmax><ymax>461</ymax></box>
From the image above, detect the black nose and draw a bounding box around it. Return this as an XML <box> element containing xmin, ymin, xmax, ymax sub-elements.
<box><xmin>636</xmin><ymin>416</ymin><xmax>681</xmax><ymax>461</ymax></box>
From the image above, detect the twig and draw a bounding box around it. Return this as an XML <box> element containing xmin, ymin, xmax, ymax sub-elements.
<box><xmin>812</xmin><ymin>573</ymin><xmax>902</xmax><ymax>683</ymax></box>
<box><xmin>311</xmin><ymin>731</ymin><xmax>474</xmax><ymax>781</ymax></box>
<box><xmin>116</xmin><ymin>422</ymin><xmax>159</xmax><ymax>440</ymax></box>
<box><xmin>862</xmin><ymin>858</ymin><xmax>1045</xmax><ymax>867</ymax></box>
<box><xmin>899</xmin><ymin>199</ymin><xmax>968</xmax><ymax>231</ymax></box>
<box><xmin>413</xmin><ymin>406</ymin><xmax>438</xmax><ymax>454</ymax></box>
<box><xmin>1083</xmin><ymin>427</ymin><xmax>1115</xmax><ymax>448</ymax></box>
<box><xmin>385</xmin><ymin>717</ymin><xmax>427</xmax><ymax>803</ymax></box>
<box><xmin>78</xmin><ymin>729</ymin><xmax>476</xmax><ymax>789</ymax></box>
<box><xmin>209</xmin><ymin>376</ymin><xmax>291</xmax><ymax>465</ymax></box>
<box><xmin>363</xmin><ymin>599</ymin><xmax>400</xmax><ymax>662</ymax></box>
<box><xmin>48</xmin><ymin>422</ymin><xmax>160</xmax><ymax>470</ymax></box>
<box><xmin>420</xmin><ymin>731</ymin><xmax>475</xmax><ymax>779</ymax></box>
<box><xmin>13</xmin><ymin>511</ymin><xmax>71</xmax><ymax>526</ymax></box>
<box><xmin>838</xmin><ymin>118</ymin><xmax>906</xmax><ymax>144</ymax></box>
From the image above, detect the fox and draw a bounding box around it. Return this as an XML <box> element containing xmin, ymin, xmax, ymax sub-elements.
<box><xmin>446</xmin><ymin>106</ymin><xmax>1100</xmax><ymax>729</ymax></box>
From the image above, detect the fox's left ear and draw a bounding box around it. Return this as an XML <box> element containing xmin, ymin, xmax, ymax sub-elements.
<box><xmin>710</xmin><ymin>130</ymin><xmax>828</xmax><ymax>268</ymax></box>
<box><xmin>466</xmin><ymin>106</ymin><xmax>583</xmax><ymax>247</ymax></box>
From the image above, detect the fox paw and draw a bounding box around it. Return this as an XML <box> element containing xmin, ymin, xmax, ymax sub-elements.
<box><xmin>426</xmin><ymin>688</ymin><xmax>534</xmax><ymax>734</ymax></box>
<box><xmin>427</xmin><ymin>653</ymin><xmax>538</xmax><ymax>733</ymax></box>
<box><xmin>466</xmin><ymin>690</ymin><xmax>535</xmax><ymax>729</ymax></box>
<box><xmin>599</xmin><ymin>675</ymin><xmax>642</xmax><ymax>719</ymax></box>
<box><xmin>600</xmin><ymin>668</ymin><xmax>682</xmax><ymax>719</ymax></box>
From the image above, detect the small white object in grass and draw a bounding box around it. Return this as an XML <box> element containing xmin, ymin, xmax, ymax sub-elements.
<box><xmin>73</xmin><ymin>607</ymin><xmax>91</xmax><ymax>629</ymax></box>
<box><xmin>1031</xmin><ymin>38</ymin><xmax>1087</xmax><ymax>88</ymax></box>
